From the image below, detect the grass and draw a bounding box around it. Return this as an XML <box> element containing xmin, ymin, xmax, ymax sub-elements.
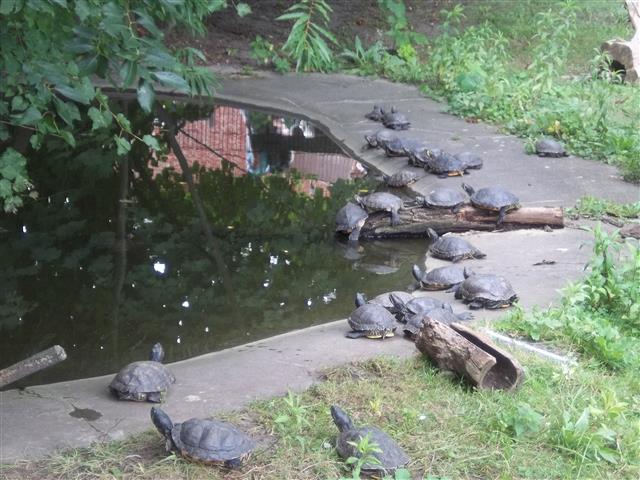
<box><xmin>2</xmin><ymin>354</ymin><xmax>639</xmax><ymax>479</ymax></box>
<box><xmin>567</xmin><ymin>196</ymin><xmax>640</xmax><ymax>221</ymax></box>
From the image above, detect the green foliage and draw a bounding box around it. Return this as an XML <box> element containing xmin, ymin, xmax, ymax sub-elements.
<box><xmin>277</xmin><ymin>0</ymin><xmax>338</xmax><ymax>72</ymax></box>
<box><xmin>567</xmin><ymin>196</ymin><xmax>640</xmax><ymax>220</ymax></box>
<box><xmin>497</xmin><ymin>225</ymin><xmax>640</xmax><ymax>369</ymax></box>
<box><xmin>272</xmin><ymin>391</ymin><xmax>312</xmax><ymax>450</ymax></box>
<box><xmin>496</xmin><ymin>402</ymin><xmax>544</xmax><ymax>438</ymax></box>
<box><xmin>377</xmin><ymin>0</ymin><xmax>427</xmax><ymax>50</ymax></box>
<box><xmin>0</xmin><ymin>148</ymin><xmax>33</xmax><ymax>213</ymax></box>
<box><xmin>250</xmin><ymin>35</ymin><xmax>291</xmax><ymax>73</ymax></box>
<box><xmin>343</xmin><ymin>433</ymin><xmax>382</xmax><ymax>479</ymax></box>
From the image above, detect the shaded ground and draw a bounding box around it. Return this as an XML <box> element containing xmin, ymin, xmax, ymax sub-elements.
<box><xmin>169</xmin><ymin>0</ymin><xmax>452</xmax><ymax>67</ymax></box>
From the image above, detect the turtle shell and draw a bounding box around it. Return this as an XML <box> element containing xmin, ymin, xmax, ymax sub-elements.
<box><xmin>455</xmin><ymin>273</ymin><xmax>518</xmax><ymax>309</ymax></box>
<box><xmin>454</xmin><ymin>151</ymin><xmax>484</xmax><ymax>169</ymax></box>
<box><xmin>171</xmin><ymin>418</ymin><xmax>256</xmax><ymax>465</ymax></box>
<box><xmin>535</xmin><ymin>138</ymin><xmax>567</xmax><ymax>157</ymax></box>
<box><xmin>467</xmin><ymin>186</ymin><xmax>519</xmax><ymax>212</ymax></box>
<box><xmin>392</xmin><ymin>295</ymin><xmax>453</xmax><ymax>323</ymax></box>
<box><xmin>369</xmin><ymin>291</ymin><xmax>413</xmax><ymax>312</ymax></box>
<box><xmin>382</xmin><ymin>111</ymin><xmax>410</xmax><ymax>130</ymax></box>
<box><xmin>429</xmin><ymin>235</ymin><xmax>486</xmax><ymax>262</ymax></box>
<box><xmin>423</xmin><ymin>187</ymin><xmax>467</xmax><ymax>209</ymax></box>
<box><xmin>418</xmin><ymin>265</ymin><xmax>466</xmax><ymax>290</ymax></box>
<box><xmin>425</xmin><ymin>151</ymin><xmax>467</xmax><ymax>176</ymax></box>
<box><xmin>358</xmin><ymin>192</ymin><xmax>403</xmax><ymax>212</ymax></box>
<box><xmin>336</xmin><ymin>203</ymin><xmax>368</xmax><ymax>233</ymax></box>
<box><xmin>364</xmin><ymin>129</ymin><xmax>397</xmax><ymax>149</ymax></box>
<box><xmin>364</xmin><ymin>105</ymin><xmax>384</xmax><ymax>122</ymax></box>
<box><xmin>385</xmin><ymin>170</ymin><xmax>419</xmax><ymax>187</ymax></box>
<box><xmin>337</xmin><ymin>425</ymin><xmax>410</xmax><ymax>473</ymax></box>
<box><xmin>403</xmin><ymin>308</ymin><xmax>463</xmax><ymax>337</ymax></box>
<box><xmin>109</xmin><ymin>361</ymin><xmax>175</xmax><ymax>402</ymax></box>
<box><xmin>347</xmin><ymin>304</ymin><xmax>397</xmax><ymax>338</ymax></box>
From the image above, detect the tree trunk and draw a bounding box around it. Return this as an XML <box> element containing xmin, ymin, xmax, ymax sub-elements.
<box><xmin>415</xmin><ymin>319</ymin><xmax>524</xmax><ymax>391</ymax></box>
<box><xmin>601</xmin><ymin>0</ymin><xmax>640</xmax><ymax>83</ymax></box>
<box><xmin>358</xmin><ymin>205</ymin><xmax>563</xmax><ymax>238</ymax></box>
<box><xmin>0</xmin><ymin>346</ymin><xmax>67</xmax><ymax>388</ymax></box>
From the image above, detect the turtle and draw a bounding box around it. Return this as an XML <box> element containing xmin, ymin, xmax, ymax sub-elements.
<box><xmin>415</xmin><ymin>187</ymin><xmax>467</xmax><ymax>212</ymax></box>
<box><xmin>452</xmin><ymin>270</ymin><xmax>518</xmax><ymax>309</ymax></box>
<box><xmin>381</xmin><ymin>107</ymin><xmax>411</xmax><ymax>130</ymax></box>
<box><xmin>383</xmin><ymin>137</ymin><xmax>422</xmax><ymax>157</ymax></box>
<box><xmin>534</xmin><ymin>138</ymin><xmax>568</xmax><ymax>157</ymax></box>
<box><xmin>364</xmin><ymin>104</ymin><xmax>384</xmax><ymax>122</ymax></box>
<box><xmin>331</xmin><ymin>405</ymin><xmax>410</xmax><ymax>475</ymax></box>
<box><xmin>335</xmin><ymin>202</ymin><xmax>369</xmax><ymax>242</ymax></box>
<box><xmin>346</xmin><ymin>303</ymin><xmax>397</xmax><ymax>339</ymax></box>
<box><xmin>404</xmin><ymin>145</ymin><xmax>432</xmax><ymax>168</ymax></box>
<box><xmin>426</xmin><ymin>228</ymin><xmax>486</xmax><ymax>262</ymax></box>
<box><xmin>412</xmin><ymin>264</ymin><xmax>467</xmax><ymax>290</ymax></box>
<box><xmin>109</xmin><ymin>343</ymin><xmax>175</xmax><ymax>403</ymax></box>
<box><xmin>150</xmin><ymin>407</ymin><xmax>256</xmax><ymax>468</ymax></box>
<box><xmin>390</xmin><ymin>292</ymin><xmax>473</xmax><ymax>323</ymax></box>
<box><xmin>384</xmin><ymin>170</ymin><xmax>420</xmax><ymax>188</ymax></box>
<box><xmin>364</xmin><ymin>129</ymin><xmax>398</xmax><ymax>149</ymax></box>
<box><xmin>455</xmin><ymin>151</ymin><xmax>484</xmax><ymax>170</ymax></box>
<box><xmin>355</xmin><ymin>291</ymin><xmax>413</xmax><ymax>315</ymax></box>
<box><xmin>423</xmin><ymin>150</ymin><xmax>468</xmax><ymax>177</ymax></box>
<box><xmin>355</xmin><ymin>192</ymin><xmax>403</xmax><ymax>226</ymax></box>
<box><xmin>403</xmin><ymin>307</ymin><xmax>471</xmax><ymax>338</ymax></box>
<box><xmin>462</xmin><ymin>183</ymin><xmax>520</xmax><ymax>225</ymax></box>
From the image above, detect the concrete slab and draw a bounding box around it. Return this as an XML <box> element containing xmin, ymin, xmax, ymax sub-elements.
<box><xmin>1</xmin><ymin>71</ymin><xmax>638</xmax><ymax>463</ymax></box>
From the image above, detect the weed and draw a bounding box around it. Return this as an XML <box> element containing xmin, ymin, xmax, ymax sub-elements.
<box><xmin>272</xmin><ymin>391</ymin><xmax>313</xmax><ymax>450</ymax></box>
<box><xmin>343</xmin><ymin>433</ymin><xmax>382</xmax><ymax>479</ymax></box>
<box><xmin>250</xmin><ymin>35</ymin><xmax>292</xmax><ymax>73</ymax></box>
<box><xmin>567</xmin><ymin>196</ymin><xmax>640</xmax><ymax>220</ymax></box>
<box><xmin>496</xmin><ymin>402</ymin><xmax>545</xmax><ymax>438</ymax></box>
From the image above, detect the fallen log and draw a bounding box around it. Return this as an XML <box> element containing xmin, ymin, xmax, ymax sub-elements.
<box><xmin>0</xmin><ymin>345</ymin><xmax>67</xmax><ymax>389</ymax></box>
<box><xmin>358</xmin><ymin>205</ymin><xmax>564</xmax><ymax>238</ymax></box>
<box><xmin>415</xmin><ymin>319</ymin><xmax>524</xmax><ymax>391</ymax></box>
<box><xmin>601</xmin><ymin>0</ymin><xmax>640</xmax><ymax>83</ymax></box>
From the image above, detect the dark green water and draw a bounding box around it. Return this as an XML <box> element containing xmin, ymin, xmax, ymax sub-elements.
<box><xmin>0</xmin><ymin>104</ymin><xmax>426</xmax><ymax>387</ymax></box>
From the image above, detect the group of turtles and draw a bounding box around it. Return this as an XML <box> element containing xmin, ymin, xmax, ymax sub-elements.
<box><xmin>108</xmin><ymin>343</ymin><xmax>409</xmax><ymax>473</ymax></box>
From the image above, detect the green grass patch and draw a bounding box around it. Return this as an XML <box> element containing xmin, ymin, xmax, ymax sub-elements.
<box><xmin>567</xmin><ymin>196</ymin><xmax>640</xmax><ymax>221</ymax></box>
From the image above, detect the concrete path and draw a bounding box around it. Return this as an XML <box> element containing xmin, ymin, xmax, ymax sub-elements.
<box><xmin>1</xmin><ymin>72</ymin><xmax>638</xmax><ymax>463</ymax></box>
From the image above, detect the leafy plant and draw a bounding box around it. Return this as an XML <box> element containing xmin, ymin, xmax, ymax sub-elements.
<box><xmin>567</xmin><ymin>196</ymin><xmax>640</xmax><ymax>220</ymax></box>
<box><xmin>250</xmin><ymin>35</ymin><xmax>291</xmax><ymax>73</ymax></box>
<box><xmin>496</xmin><ymin>402</ymin><xmax>544</xmax><ymax>438</ymax></box>
<box><xmin>272</xmin><ymin>391</ymin><xmax>312</xmax><ymax>450</ymax></box>
<box><xmin>377</xmin><ymin>0</ymin><xmax>427</xmax><ymax>50</ymax></box>
<box><xmin>277</xmin><ymin>0</ymin><xmax>337</xmax><ymax>72</ymax></box>
<box><xmin>343</xmin><ymin>433</ymin><xmax>382</xmax><ymax>479</ymax></box>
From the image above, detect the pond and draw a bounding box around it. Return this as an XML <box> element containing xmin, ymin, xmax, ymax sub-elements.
<box><xmin>0</xmin><ymin>103</ymin><xmax>426</xmax><ymax>387</ymax></box>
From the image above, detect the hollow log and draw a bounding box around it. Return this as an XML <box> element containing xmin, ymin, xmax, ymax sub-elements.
<box><xmin>0</xmin><ymin>345</ymin><xmax>67</xmax><ymax>388</ymax></box>
<box><xmin>358</xmin><ymin>205</ymin><xmax>563</xmax><ymax>238</ymax></box>
<box><xmin>415</xmin><ymin>319</ymin><xmax>523</xmax><ymax>391</ymax></box>
<box><xmin>601</xmin><ymin>0</ymin><xmax>640</xmax><ymax>83</ymax></box>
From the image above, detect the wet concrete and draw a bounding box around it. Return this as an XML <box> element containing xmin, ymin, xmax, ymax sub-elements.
<box><xmin>1</xmin><ymin>71</ymin><xmax>638</xmax><ymax>463</ymax></box>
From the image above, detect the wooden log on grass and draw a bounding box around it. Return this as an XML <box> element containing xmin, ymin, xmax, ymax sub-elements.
<box><xmin>0</xmin><ymin>345</ymin><xmax>67</xmax><ymax>388</ymax></box>
<box><xmin>601</xmin><ymin>0</ymin><xmax>640</xmax><ymax>83</ymax></box>
<box><xmin>358</xmin><ymin>205</ymin><xmax>564</xmax><ymax>239</ymax></box>
<box><xmin>415</xmin><ymin>319</ymin><xmax>524</xmax><ymax>391</ymax></box>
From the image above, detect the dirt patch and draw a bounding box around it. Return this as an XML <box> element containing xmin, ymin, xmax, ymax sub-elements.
<box><xmin>168</xmin><ymin>0</ymin><xmax>454</xmax><ymax>68</ymax></box>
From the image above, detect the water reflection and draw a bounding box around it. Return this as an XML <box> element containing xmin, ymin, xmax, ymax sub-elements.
<box><xmin>0</xmin><ymin>103</ymin><xmax>425</xmax><ymax>387</ymax></box>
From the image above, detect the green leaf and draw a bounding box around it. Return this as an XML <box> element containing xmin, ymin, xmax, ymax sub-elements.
<box><xmin>0</xmin><ymin>0</ymin><xmax>19</xmax><ymax>14</ymax></box>
<box><xmin>74</xmin><ymin>0</ymin><xmax>90</xmax><ymax>20</ymax></box>
<box><xmin>142</xmin><ymin>134</ymin><xmax>160</xmax><ymax>150</ymax></box>
<box><xmin>55</xmin><ymin>83</ymin><xmax>93</xmax><ymax>104</ymax></box>
<box><xmin>88</xmin><ymin>107</ymin><xmax>111</xmax><ymax>130</ymax></box>
<box><xmin>235</xmin><ymin>2</ymin><xmax>251</xmax><ymax>17</ymax></box>
<box><xmin>15</xmin><ymin>106</ymin><xmax>42</xmax><ymax>126</ymax></box>
<box><xmin>54</xmin><ymin>97</ymin><xmax>81</xmax><ymax>126</ymax></box>
<box><xmin>137</xmin><ymin>80</ymin><xmax>155</xmax><ymax>113</ymax></box>
<box><xmin>59</xmin><ymin>130</ymin><xmax>76</xmax><ymax>148</ymax></box>
<box><xmin>120</xmin><ymin>61</ymin><xmax>138</xmax><ymax>88</ymax></box>
<box><xmin>152</xmin><ymin>71</ymin><xmax>190</xmax><ymax>92</ymax></box>
<box><xmin>114</xmin><ymin>136</ymin><xmax>131</xmax><ymax>155</ymax></box>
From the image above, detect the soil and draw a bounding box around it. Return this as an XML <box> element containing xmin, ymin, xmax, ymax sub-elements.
<box><xmin>169</xmin><ymin>0</ymin><xmax>455</xmax><ymax>69</ymax></box>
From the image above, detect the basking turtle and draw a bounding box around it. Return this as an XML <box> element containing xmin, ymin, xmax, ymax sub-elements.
<box><xmin>355</xmin><ymin>192</ymin><xmax>403</xmax><ymax>226</ymax></box>
<box><xmin>331</xmin><ymin>405</ymin><xmax>410</xmax><ymax>475</ymax></box>
<box><xmin>455</xmin><ymin>151</ymin><xmax>484</xmax><ymax>170</ymax></box>
<box><xmin>365</xmin><ymin>105</ymin><xmax>384</xmax><ymax>122</ymax></box>
<box><xmin>412</xmin><ymin>264</ymin><xmax>467</xmax><ymax>290</ymax></box>
<box><xmin>151</xmin><ymin>407</ymin><xmax>256</xmax><ymax>468</ymax></box>
<box><xmin>423</xmin><ymin>150</ymin><xmax>468</xmax><ymax>177</ymax></box>
<box><xmin>534</xmin><ymin>138</ymin><xmax>568</xmax><ymax>157</ymax></box>
<box><xmin>364</xmin><ymin>129</ymin><xmax>397</xmax><ymax>149</ymax></box>
<box><xmin>390</xmin><ymin>292</ymin><xmax>472</xmax><ymax>324</ymax></box>
<box><xmin>462</xmin><ymin>183</ymin><xmax>520</xmax><ymax>225</ymax></box>
<box><xmin>403</xmin><ymin>307</ymin><xmax>471</xmax><ymax>338</ymax></box>
<box><xmin>346</xmin><ymin>303</ymin><xmax>397</xmax><ymax>339</ymax></box>
<box><xmin>384</xmin><ymin>170</ymin><xmax>420</xmax><ymax>188</ymax></box>
<box><xmin>404</xmin><ymin>145</ymin><xmax>432</xmax><ymax>168</ymax></box>
<box><xmin>415</xmin><ymin>187</ymin><xmax>467</xmax><ymax>212</ymax></box>
<box><xmin>453</xmin><ymin>271</ymin><xmax>518</xmax><ymax>309</ymax></box>
<box><xmin>427</xmin><ymin>228</ymin><xmax>486</xmax><ymax>262</ymax></box>
<box><xmin>335</xmin><ymin>202</ymin><xmax>368</xmax><ymax>242</ymax></box>
<box><xmin>383</xmin><ymin>137</ymin><xmax>421</xmax><ymax>157</ymax></box>
<box><xmin>381</xmin><ymin>107</ymin><xmax>411</xmax><ymax>130</ymax></box>
<box><xmin>355</xmin><ymin>291</ymin><xmax>413</xmax><ymax>315</ymax></box>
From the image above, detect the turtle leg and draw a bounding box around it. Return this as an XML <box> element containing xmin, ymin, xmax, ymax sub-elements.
<box><xmin>468</xmin><ymin>301</ymin><xmax>484</xmax><ymax>310</ymax></box>
<box><xmin>346</xmin><ymin>331</ymin><xmax>366</xmax><ymax>339</ymax></box>
<box><xmin>390</xmin><ymin>210</ymin><xmax>400</xmax><ymax>226</ymax></box>
<box><xmin>146</xmin><ymin>392</ymin><xmax>163</xmax><ymax>403</ymax></box>
<box><xmin>437</xmin><ymin>173</ymin><xmax>448</xmax><ymax>179</ymax></box>
<box><xmin>452</xmin><ymin>203</ymin><xmax>463</xmax><ymax>213</ymax></box>
<box><xmin>348</xmin><ymin>227</ymin><xmax>361</xmax><ymax>242</ymax></box>
<box><xmin>225</xmin><ymin>458</ymin><xmax>243</xmax><ymax>469</ymax></box>
<box><xmin>496</xmin><ymin>206</ymin><xmax>508</xmax><ymax>225</ymax></box>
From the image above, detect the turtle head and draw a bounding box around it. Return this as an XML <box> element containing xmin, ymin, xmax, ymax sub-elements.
<box><xmin>412</xmin><ymin>264</ymin><xmax>424</xmax><ymax>282</ymax></box>
<box><xmin>390</xmin><ymin>105</ymin><xmax>397</xmax><ymax>113</ymax></box>
<box><xmin>149</xmin><ymin>343</ymin><xmax>164</xmax><ymax>362</ymax></box>
<box><xmin>330</xmin><ymin>405</ymin><xmax>354</xmax><ymax>432</ymax></box>
<box><xmin>389</xmin><ymin>292</ymin><xmax>407</xmax><ymax>312</ymax></box>
<box><xmin>461</xmin><ymin>183</ymin><xmax>475</xmax><ymax>196</ymax></box>
<box><xmin>463</xmin><ymin>267</ymin><xmax>475</xmax><ymax>279</ymax></box>
<box><xmin>355</xmin><ymin>292</ymin><xmax>367</xmax><ymax>308</ymax></box>
<box><xmin>150</xmin><ymin>407</ymin><xmax>173</xmax><ymax>444</ymax></box>
<box><xmin>426</xmin><ymin>228</ymin><xmax>439</xmax><ymax>241</ymax></box>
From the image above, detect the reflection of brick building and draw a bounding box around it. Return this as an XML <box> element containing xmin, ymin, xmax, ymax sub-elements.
<box><xmin>154</xmin><ymin>106</ymin><xmax>248</xmax><ymax>176</ymax></box>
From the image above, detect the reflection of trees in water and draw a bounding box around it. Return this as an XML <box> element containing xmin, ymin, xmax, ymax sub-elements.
<box><xmin>0</xmin><ymin>104</ymin><xmax>389</xmax><ymax>385</ymax></box>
